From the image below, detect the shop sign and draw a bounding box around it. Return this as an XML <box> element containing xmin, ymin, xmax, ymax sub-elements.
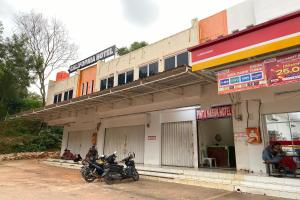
<box><xmin>197</xmin><ymin>105</ymin><xmax>232</xmax><ymax>120</ymax></box>
<box><xmin>217</xmin><ymin>62</ymin><xmax>267</xmax><ymax>94</ymax></box>
<box><xmin>69</xmin><ymin>45</ymin><xmax>116</xmax><ymax>73</ymax></box>
<box><xmin>217</xmin><ymin>52</ymin><xmax>300</xmax><ymax>94</ymax></box>
<box><xmin>147</xmin><ymin>136</ymin><xmax>156</xmax><ymax>140</ymax></box>
<box><xmin>265</xmin><ymin>53</ymin><xmax>300</xmax><ymax>86</ymax></box>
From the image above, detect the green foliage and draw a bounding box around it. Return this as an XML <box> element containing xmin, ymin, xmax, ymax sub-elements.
<box><xmin>0</xmin><ymin>22</ymin><xmax>62</xmax><ymax>154</ymax></box>
<box><xmin>0</xmin><ymin>119</ymin><xmax>63</xmax><ymax>154</ymax></box>
<box><xmin>0</xmin><ymin>22</ymin><xmax>38</xmax><ymax>120</ymax></box>
<box><xmin>117</xmin><ymin>41</ymin><xmax>148</xmax><ymax>56</ymax></box>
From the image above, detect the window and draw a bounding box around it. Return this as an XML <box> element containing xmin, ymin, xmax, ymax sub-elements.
<box><xmin>177</xmin><ymin>52</ymin><xmax>189</xmax><ymax>67</ymax></box>
<box><xmin>118</xmin><ymin>73</ymin><xmax>126</xmax><ymax>85</ymax></box>
<box><xmin>149</xmin><ymin>62</ymin><xmax>158</xmax><ymax>76</ymax></box>
<box><xmin>164</xmin><ymin>51</ymin><xmax>189</xmax><ymax>71</ymax></box>
<box><xmin>64</xmin><ymin>91</ymin><xmax>68</xmax><ymax>101</ymax></box>
<box><xmin>139</xmin><ymin>65</ymin><xmax>148</xmax><ymax>79</ymax></box>
<box><xmin>54</xmin><ymin>89</ymin><xmax>73</xmax><ymax>104</ymax></box>
<box><xmin>91</xmin><ymin>80</ymin><xmax>94</xmax><ymax>93</ymax></box>
<box><xmin>81</xmin><ymin>83</ymin><xmax>84</xmax><ymax>96</ymax></box>
<box><xmin>54</xmin><ymin>95</ymin><xmax>58</xmax><ymax>104</ymax></box>
<box><xmin>266</xmin><ymin>112</ymin><xmax>300</xmax><ymax>156</ymax></box>
<box><xmin>118</xmin><ymin>70</ymin><xmax>134</xmax><ymax>86</ymax></box>
<box><xmin>86</xmin><ymin>82</ymin><xmax>89</xmax><ymax>95</ymax></box>
<box><xmin>100</xmin><ymin>76</ymin><xmax>114</xmax><ymax>90</ymax></box>
<box><xmin>100</xmin><ymin>79</ymin><xmax>107</xmax><ymax>90</ymax></box>
<box><xmin>126</xmin><ymin>70</ymin><xmax>134</xmax><ymax>83</ymax></box>
<box><xmin>107</xmin><ymin>76</ymin><xmax>114</xmax><ymax>88</ymax></box>
<box><xmin>57</xmin><ymin>93</ymin><xmax>62</xmax><ymax>103</ymax></box>
<box><xmin>139</xmin><ymin>61</ymin><xmax>158</xmax><ymax>79</ymax></box>
<box><xmin>164</xmin><ymin>56</ymin><xmax>175</xmax><ymax>71</ymax></box>
<box><xmin>68</xmin><ymin>90</ymin><xmax>73</xmax><ymax>100</ymax></box>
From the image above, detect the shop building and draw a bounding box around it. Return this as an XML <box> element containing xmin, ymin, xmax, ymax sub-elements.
<box><xmin>18</xmin><ymin>0</ymin><xmax>300</xmax><ymax>198</ymax></box>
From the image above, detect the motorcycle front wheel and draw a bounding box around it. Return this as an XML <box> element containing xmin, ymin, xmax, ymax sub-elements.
<box><xmin>82</xmin><ymin>169</ymin><xmax>96</xmax><ymax>183</ymax></box>
<box><xmin>132</xmin><ymin>169</ymin><xmax>139</xmax><ymax>181</ymax></box>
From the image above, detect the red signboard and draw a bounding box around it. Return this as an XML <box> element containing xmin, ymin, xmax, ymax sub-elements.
<box><xmin>218</xmin><ymin>62</ymin><xmax>267</xmax><ymax>94</ymax></box>
<box><xmin>191</xmin><ymin>14</ymin><xmax>300</xmax><ymax>63</ymax></box>
<box><xmin>217</xmin><ymin>52</ymin><xmax>300</xmax><ymax>94</ymax></box>
<box><xmin>197</xmin><ymin>106</ymin><xmax>232</xmax><ymax>120</ymax></box>
<box><xmin>147</xmin><ymin>136</ymin><xmax>156</xmax><ymax>140</ymax></box>
<box><xmin>265</xmin><ymin>53</ymin><xmax>300</xmax><ymax>86</ymax></box>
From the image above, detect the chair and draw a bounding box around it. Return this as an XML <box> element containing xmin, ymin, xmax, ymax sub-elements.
<box><xmin>203</xmin><ymin>157</ymin><xmax>217</xmax><ymax>168</ymax></box>
<box><xmin>201</xmin><ymin>147</ymin><xmax>217</xmax><ymax>168</ymax></box>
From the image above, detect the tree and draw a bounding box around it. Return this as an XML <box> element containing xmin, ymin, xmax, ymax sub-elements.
<box><xmin>0</xmin><ymin>22</ymin><xmax>36</xmax><ymax>120</ymax></box>
<box><xmin>117</xmin><ymin>41</ymin><xmax>148</xmax><ymax>56</ymax></box>
<box><xmin>15</xmin><ymin>12</ymin><xmax>78</xmax><ymax>106</ymax></box>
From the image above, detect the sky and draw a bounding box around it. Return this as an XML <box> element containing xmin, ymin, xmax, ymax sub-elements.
<box><xmin>0</xmin><ymin>0</ymin><xmax>245</xmax><ymax>93</ymax></box>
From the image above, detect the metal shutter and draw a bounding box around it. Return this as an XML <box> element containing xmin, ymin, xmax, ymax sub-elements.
<box><xmin>161</xmin><ymin>121</ymin><xmax>194</xmax><ymax>167</ymax></box>
<box><xmin>67</xmin><ymin>130</ymin><xmax>93</xmax><ymax>157</ymax></box>
<box><xmin>104</xmin><ymin>125</ymin><xmax>145</xmax><ymax>164</ymax></box>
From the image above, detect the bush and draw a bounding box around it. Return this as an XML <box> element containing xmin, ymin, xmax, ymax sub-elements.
<box><xmin>0</xmin><ymin>119</ymin><xmax>63</xmax><ymax>154</ymax></box>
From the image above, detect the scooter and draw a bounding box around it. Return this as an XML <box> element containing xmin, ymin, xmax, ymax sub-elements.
<box><xmin>102</xmin><ymin>152</ymin><xmax>139</xmax><ymax>185</ymax></box>
<box><xmin>81</xmin><ymin>155</ymin><xmax>106</xmax><ymax>183</ymax></box>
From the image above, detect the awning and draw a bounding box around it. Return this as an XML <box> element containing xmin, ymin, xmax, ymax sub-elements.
<box><xmin>15</xmin><ymin>66</ymin><xmax>213</xmax><ymax>120</ymax></box>
<box><xmin>189</xmin><ymin>10</ymin><xmax>300</xmax><ymax>72</ymax></box>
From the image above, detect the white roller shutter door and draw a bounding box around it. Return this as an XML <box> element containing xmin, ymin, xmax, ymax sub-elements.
<box><xmin>104</xmin><ymin>125</ymin><xmax>145</xmax><ymax>164</ymax></box>
<box><xmin>67</xmin><ymin>130</ymin><xmax>94</xmax><ymax>157</ymax></box>
<box><xmin>161</xmin><ymin>121</ymin><xmax>194</xmax><ymax>167</ymax></box>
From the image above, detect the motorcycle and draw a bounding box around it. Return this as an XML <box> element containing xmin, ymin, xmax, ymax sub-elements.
<box><xmin>81</xmin><ymin>155</ymin><xmax>106</xmax><ymax>183</ymax></box>
<box><xmin>102</xmin><ymin>152</ymin><xmax>139</xmax><ymax>185</ymax></box>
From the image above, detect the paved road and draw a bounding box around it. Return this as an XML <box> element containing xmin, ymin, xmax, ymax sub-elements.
<box><xmin>0</xmin><ymin>160</ymin><xmax>289</xmax><ymax>200</ymax></box>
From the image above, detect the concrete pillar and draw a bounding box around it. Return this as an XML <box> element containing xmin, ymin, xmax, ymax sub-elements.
<box><xmin>144</xmin><ymin>112</ymin><xmax>162</xmax><ymax>165</ymax></box>
<box><xmin>192</xmin><ymin>119</ymin><xmax>199</xmax><ymax>168</ymax></box>
<box><xmin>60</xmin><ymin>127</ymin><xmax>69</xmax><ymax>156</ymax></box>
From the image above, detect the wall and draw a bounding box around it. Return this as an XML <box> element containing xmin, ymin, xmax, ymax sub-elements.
<box><xmin>253</xmin><ymin>0</ymin><xmax>300</xmax><ymax>24</ymax></box>
<box><xmin>198</xmin><ymin>118</ymin><xmax>234</xmax><ymax>147</ymax></box>
<box><xmin>144</xmin><ymin>112</ymin><xmax>161</xmax><ymax>165</ymax></box>
<box><xmin>46</xmin><ymin>74</ymin><xmax>78</xmax><ymax>105</ymax></box>
<box><xmin>95</xmin><ymin>20</ymin><xmax>199</xmax><ymax>90</ymax></box>
<box><xmin>77</xmin><ymin>65</ymin><xmax>97</xmax><ymax>97</ymax></box>
<box><xmin>227</xmin><ymin>0</ymin><xmax>255</xmax><ymax>33</ymax></box>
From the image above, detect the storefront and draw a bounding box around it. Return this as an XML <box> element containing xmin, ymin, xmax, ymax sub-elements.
<box><xmin>197</xmin><ymin>105</ymin><xmax>236</xmax><ymax>168</ymax></box>
<box><xmin>265</xmin><ymin>112</ymin><xmax>300</xmax><ymax>169</ymax></box>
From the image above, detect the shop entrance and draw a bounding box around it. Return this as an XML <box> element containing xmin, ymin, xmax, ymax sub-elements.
<box><xmin>197</xmin><ymin>106</ymin><xmax>236</xmax><ymax>169</ymax></box>
<box><xmin>265</xmin><ymin>112</ymin><xmax>300</xmax><ymax>174</ymax></box>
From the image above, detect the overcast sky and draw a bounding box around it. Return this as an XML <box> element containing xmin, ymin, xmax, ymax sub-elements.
<box><xmin>0</xmin><ymin>0</ymin><xmax>245</xmax><ymax>92</ymax></box>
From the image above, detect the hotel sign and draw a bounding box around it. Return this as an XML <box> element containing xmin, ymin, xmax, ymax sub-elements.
<box><xmin>69</xmin><ymin>45</ymin><xmax>116</xmax><ymax>73</ymax></box>
<box><xmin>197</xmin><ymin>106</ymin><xmax>232</xmax><ymax>120</ymax></box>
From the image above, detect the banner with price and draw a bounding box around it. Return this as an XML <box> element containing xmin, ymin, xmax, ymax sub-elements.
<box><xmin>217</xmin><ymin>52</ymin><xmax>300</xmax><ymax>94</ymax></box>
<box><xmin>265</xmin><ymin>53</ymin><xmax>300</xmax><ymax>86</ymax></box>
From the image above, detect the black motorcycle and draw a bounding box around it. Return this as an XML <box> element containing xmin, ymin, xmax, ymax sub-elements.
<box><xmin>102</xmin><ymin>152</ymin><xmax>139</xmax><ymax>185</ymax></box>
<box><xmin>81</xmin><ymin>155</ymin><xmax>106</xmax><ymax>183</ymax></box>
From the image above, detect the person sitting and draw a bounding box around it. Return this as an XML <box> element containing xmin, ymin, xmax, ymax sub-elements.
<box><xmin>85</xmin><ymin>145</ymin><xmax>99</xmax><ymax>162</ymax></box>
<box><xmin>73</xmin><ymin>154</ymin><xmax>82</xmax><ymax>162</ymax></box>
<box><xmin>262</xmin><ymin>142</ymin><xmax>284</xmax><ymax>172</ymax></box>
<box><xmin>61</xmin><ymin>149</ymin><xmax>75</xmax><ymax>160</ymax></box>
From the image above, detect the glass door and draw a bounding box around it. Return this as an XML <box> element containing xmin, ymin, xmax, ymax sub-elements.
<box><xmin>265</xmin><ymin>112</ymin><xmax>300</xmax><ymax>157</ymax></box>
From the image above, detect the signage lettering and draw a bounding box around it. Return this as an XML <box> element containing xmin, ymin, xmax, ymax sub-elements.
<box><xmin>197</xmin><ymin>106</ymin><xmax>232</xmax><ymax>120</ymax></box>
<box><xmin>69</xmin><ymin>45</ymin><xmax>116</xmax><ymax>73</ymax></box>
<box><xmin>217</xmin><ymin>52</ymin><xmax>300</xmax><ymax>94</ymax></box>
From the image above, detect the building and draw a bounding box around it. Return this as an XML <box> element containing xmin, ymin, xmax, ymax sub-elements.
<box><xmin>18</xmin><ymin>0</ymin><xmax>300</xmax><ymax>198</ymax></box>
